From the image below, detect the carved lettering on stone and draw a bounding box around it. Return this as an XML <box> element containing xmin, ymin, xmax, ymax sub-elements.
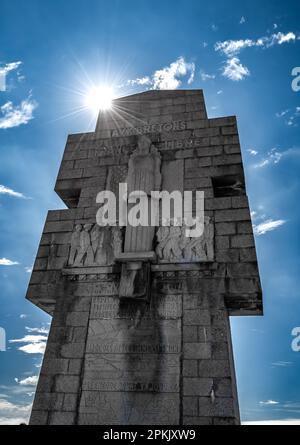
<box><xmin>90</xmin><ymin>295</ymin><xmax>182</xmax><ymax>320</ymax></box>
<box><xmin>82</xmin><ymin>354</ymin><xmax>180</xmax><ymax>392</ymax></box>
<box><xmin>86</xmin><ymin>318</ymin><xmax>181</xmax><ymax>354</ymax></box>
<box><xmin>79</xmin><ymin>392</ymin><xmax>179</xmax><ymax>424</ymax></box>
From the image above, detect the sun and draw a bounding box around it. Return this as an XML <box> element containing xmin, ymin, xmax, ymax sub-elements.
<box><xmin>84</xmin><ymin>85</ymin><xmax>114</xmax><ymax>113</ymax></box>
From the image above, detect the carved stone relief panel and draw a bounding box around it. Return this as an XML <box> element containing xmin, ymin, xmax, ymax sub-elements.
<box><xmin>155</xmin><ymin>216</ymin><xmax>214</xmax><ymax>263</ymax></box>
<box><xmin>68</xmin><ymin>224</ymin><xmax>123</xmax><ymax>267</ymax></box>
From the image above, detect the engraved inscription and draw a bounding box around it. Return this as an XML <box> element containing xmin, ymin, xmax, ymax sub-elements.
<box><xmin>86</xmin><ymin>318</ymin><xmax>181</xmax><ymax>354</ymax></box>
<box><xmin>90</xmin><ymin>295</ymin><xmax>182</xmax><ymax>320</ymax></box>
<box><xmin>111</xmin><ymin>120</ymin><xmax>186</xmax><ymax>138</ymax></box>
<box><xmin>83</xmin><ymin>354</ymin><xmax>180</xmax><ymax>392</ymax></box>
<box><xmin>79</xmin><ymin>392</ymin><xmax>179</xmax><ymax>425</ymax></box>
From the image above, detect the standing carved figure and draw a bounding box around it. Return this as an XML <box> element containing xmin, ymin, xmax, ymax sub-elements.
<box><xmin>163</xmin><ymin>226</ymin><xmax>182</xmax><ymax>262</ymax></box>
<box><xmin>203</xmin><ymin>216</ymin><xmax>214</xmax><ymax>261</ymax></box>
<box><xmin>155</xmin><ymin>226</ymin><xmax>169</xmax><ymax>260</ymax></box>
<box><xmin>124</xmin><ymin>135</ymin><xmax>161</xmax><ymax>253</ymax></box>
<box><xmin>112</xmin><ymin>227</ymin><xmax>123</xmax><ymax>257</ymax></box>
<box><xmin>74</xmin><ymin>223</ymin><xmax>93</xmax><ymax>266</ymax></box>
<box><xmin>90</xmin><ymin>225</ymin><xmax>101</xmax><ymax>262</ymax></box>
<box><xmin>68</xmin><ymin>224</ymin><xmax>82</xmax><ymax>265</ymax></box>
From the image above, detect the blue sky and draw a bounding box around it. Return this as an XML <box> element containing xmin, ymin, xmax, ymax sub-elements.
<box><xmin>0</xmin><ymin>0</ymin><xmax>300</xmax><ymax>425</ymax></box>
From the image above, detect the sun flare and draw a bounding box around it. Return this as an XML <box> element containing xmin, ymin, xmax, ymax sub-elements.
<box><xmin>85</xmin><ymin>85</ymin><xmax>114</xmax><ymax>112</ymax></box>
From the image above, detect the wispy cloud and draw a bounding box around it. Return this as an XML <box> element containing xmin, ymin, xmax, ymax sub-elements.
<box><xmin>276</xmin><ymin>107</ymin><xmax>300</xmax><ymax>127</ymax></box>
<box><xmin>253</xmin><ymin>219</ymin><xmax>286</xmax><ymax>236</ymax></box>
<box><xmin>253</xmin><ymin>147</ymin><xmax>282</xmax><ymax>168</ymax></box>
<box><xmin>0</xmin><ymin>61</ymin><xmax>22</xmax><ymax>92</ymax></box>
<box><xmin>0</xmin><ymin>258</ymin><xmax>19</xmax><ymax>266</ymax></box>
<box><xmin>276</xmin><ymin>109</ymin><xmax>289</xmax><ymax>118</ymax></box>
<box><xmin>9</xmin><ymin>334</ymin><xmax>48</xmax><ymax>354</ymax></box>
<box><xmin>222</xmin><ymin>57</ymin><xmax>250</xmax><ymax>81</ymax></box>
<box><xmin>127</xmin><ymin>76</ymin><xmax>151</xmax><ymax>87</ymax></box>
<box><xmin>247</xmin><ymin>148</ymin><xmax>258</xmax><ymax>156</ymax></box>
<box><xmin>0</xmin><ymin>399</ymin><xmax>32</xmax><ymax>425</ymax></box>
<box><xmin>127</xmin><ymin>57</ymin><xmax>195</xmax><ymax>90</ymax></box>
<box><xmin>253</xmin><ymin>146</ymin><xmax>300</xmax><ymax>168</ymax></box>
<box><xmin>15</xmin><ymin>376</ymin><xmax>38</xmax><ymax>386</ymax></box>
<box><xmin>200</xmin><ymin>70</ymin><xmax>216</xmax><ymax>81</ymax></box>
<box><xmin>215</xmin><ymin>31</ymin><xmax>297</xmax><ymax>56</ymax></box>
<box><xmin>215</xmin><ymin>31</ymin><xmax>298</xmax><ymax>82</ymax></box>
<box><xmin>259</xmin><ymin>400</ymin><xmax>279</xmax><ymax>405</ymax></box>
<box><xmin>271</xmin><ymin>361</ymin><xmax>293</xmax><ymax>367</ymax></box>
<box><xmin>0</xmin><ymin>96</ymin><xmax>37</xmax><ymax>129</ymax></box>
<box><xmin>25</xmin><ymin>326</ymin><xmax>49</xmax><ymax>335</ymax></box>
<box><xmin>240</xmin><ymin>16</ymin><xmax>246</xmax><ymax>25</ymax></box>
<box><xmin>0</xmin><ymin>184</ymin><xmax>26</xmax><ymax>199</ymax></box>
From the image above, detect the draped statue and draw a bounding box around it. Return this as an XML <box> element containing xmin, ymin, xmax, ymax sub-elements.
<box><xmin>119</xmin><ymin>135</ymin><xmax>161</xmax><ymax>299</ymax></box>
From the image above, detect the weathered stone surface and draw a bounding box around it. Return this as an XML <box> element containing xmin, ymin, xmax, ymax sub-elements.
<box><xmin>183</xmin><ymin>377</ymin><xmax>213</xmax><ymax>396</ymax></box>
<box><xmin>79</xmin><ymin>392</ymin><xmax>179</xmax><ymax>425</ymax></box>
<box><xmin>184</xmin><ymin>342</ymin><xmax>211</xmax><ymax>359</ymax></box>
<box><xmin>26</xmin><ymin>89</ymin><xmax>262</xmax><ymax>426</ymax></box>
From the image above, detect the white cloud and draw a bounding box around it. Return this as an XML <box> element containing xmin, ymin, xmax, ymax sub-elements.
<box><xmin>20</xmin><ymin>314</ymin><xmax>28</xmax><ymax>319</ymax></box>
<box><xmin>0</xmin><ymin>258</ymin><xmax>19</xmax><ymax>266</ymax></box>
<box><xmin>9</xmin><ymin>334</ymin><xmax>48</xmax><ymax>354</ymax></box>
<box><xmin>127</xmin><ymin>76</ymin><xmax>151</xmax><ymax>86</ymax></box>
<box><xmin>15</xmin><ymin>376</ymin><xmax>38</xmax><ymax>386</ymax></box>
<box><xmin>253</xmin><ymin>147</ymin><xmax>283</xmax><ymax>167</ymax></box>
<box><xmin>25</xmin><ymin>326</ymin><xmax>49</xmax><ymax>334</ymax></box>
<box><xmin>215</xmin><ymin>31</ymin><xmax>297</xmax><ymax>56</ymax></box>
<box><xmin>0</xmin><ymin>184</ymin><xmax>26</xmax><ymax>198</ymax></box>
<box><xmin>127</xmin><ymin>57</ymin><xmax>195</xmax><ymax>90</ymax></box>
<box><xmin>24</xmin><ymin>266</ymin><xmax>32</xmax><ymax>273</ymax></box>
<box><xmin>253</xmin><ymin>219</ymin><xmax>286</xmax><ymax>236</ymax></box>
<box><xmin>259</xmin><ymin>400</ymin><xmax>279</xmax><ymax>405</ymax></box>
<box><xmin>0</xmin><ymin>399</ymin><xmax>31</xmax><ymax>425</ymax></box>
<box><xmin>0</xmin><ymin>61</ymin><xmax>22</xmax><ymax>92</ymax></box>
<box><xmin>272</xmin><ymin>361</ymin><xmax>293</xmax><ymax>367</ymax></box>
<box><xmin>222</xmin><ymin>57</ymin><xmax>250</xmax><ymax>81</ymax></box>
<box><xmin>217</xmin><ymin>90</ymin><xmax>223</xmax><ymax>94</ymax></box>
<box><xmin>276</xmin><ymin>108</ymin><xmax>300</xmax><ymax>127</ymax></box>
<box><xmin>243</xmin><ymin>419</ymin><xmax>300</xmax><ymax>425</ymax></box>
<box><xmin>152</xmin><ymin>57</ymin><xmax>195</xmax><ymax>89</ymax></box>
<box><xmin>0</xmin><ymin>97</ymin><xmax>37</xmax><ymax>129</ymax></box>
<box><xmin>240</xmin><ymin>16</ymin><xmax>246</xmax><ymax>24</ymax></box>
<box><xmin>247</xmin><ymin>149</ymin><xmax>258</xmax><ymax>155</ymax></box>
<box><xmin>200</xmin><ymin>71</ymin><xmax>216</xmax><ymax>81</ymax></box>
<box><xmin>276</xmin><ymin>109</ymin><xmax>289</xmax><ymax>117</ymax></box>
<box><xmin>211</xmin><ymin>24</ymin><xmax>218</xmax><ymax>32</ymax></box>
<box><xmin>276</xmin><ymin>32</ymin><xmax>296</xmax><ymax>44</ymax></box>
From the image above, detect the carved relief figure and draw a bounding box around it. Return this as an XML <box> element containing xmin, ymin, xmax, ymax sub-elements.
<box><xmin>74</xmin><ymin>223</ymin><xmax>93</xmax><ymax>266</ymax></box>
<box><xmin>68</xmin><ymin>224</ymin><xmax>82</xmax><ymax>265</ymax></box>
<box><xmin>124</xmin><ymin>135</ymin><xmax>161</xmax><ymax>253</ymax></box>
<box><xmin>203</xmin><ymin>215</ymin><xmax>214</xmax><ymax>261</ymax></box>
<box><xmin>68</xmin><ymin>224</ymin><xmax>123</xmax><ymax>267</ymax></box>
<box><xmin>112</xmin><ymin>227</ymin><xmax>123</xmax><ymax>257</ymax></box>
<box><xmin>163</xmin><ymin>226</ymin><xmax>182</xmax><ymax>262</ymax></box>
<box><xmin>155</xmin><ymin>226</ymin><xmax>169</xmax><ymax>260</ymax></box>
<box><xmin>155</xmin><ymin>217</ymin><xmax>214</xmax><ymax>263</ymax></box>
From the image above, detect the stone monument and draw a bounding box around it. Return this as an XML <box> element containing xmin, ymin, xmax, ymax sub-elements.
<box><xmin>26</xmin><ymin>89</ymin><xmax>262</xmax><ymax>425</ymax></box>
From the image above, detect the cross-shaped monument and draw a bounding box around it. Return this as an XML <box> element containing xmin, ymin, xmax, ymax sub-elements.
<box><xmin>26</xmin><ymin>90</ymin><xmax>262</xmax><ymax>425</ymax></box>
